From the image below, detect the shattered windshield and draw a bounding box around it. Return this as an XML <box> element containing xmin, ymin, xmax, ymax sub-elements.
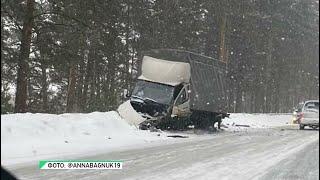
<box><xmin>132</xmin><ymin>80</ymin><xmax>175</xmax><ymax>105</ymax></box>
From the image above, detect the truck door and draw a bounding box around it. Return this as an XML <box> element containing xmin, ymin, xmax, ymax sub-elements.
<box><xmin>172</xmin><ymin>86</ymin><xmax>191</xmax><ymax>117</ymax></box>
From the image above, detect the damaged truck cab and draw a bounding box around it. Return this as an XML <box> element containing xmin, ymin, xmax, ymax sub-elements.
<box><xmin>129</xmin><ymin>49</ymin><xmax>229</xmax><ymax>130</ymax></box>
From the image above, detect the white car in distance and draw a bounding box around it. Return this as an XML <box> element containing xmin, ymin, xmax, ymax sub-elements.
<box><xmin>295</xmin><ymin>100</ymin><xmax>319</xmax><ymax>130</ymax></box>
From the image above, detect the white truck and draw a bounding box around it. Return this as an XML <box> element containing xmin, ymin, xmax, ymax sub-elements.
<box><xmin>127</xmin><ymin>49</ymin><xmax>229</xmax><ymax>130</ymax></box>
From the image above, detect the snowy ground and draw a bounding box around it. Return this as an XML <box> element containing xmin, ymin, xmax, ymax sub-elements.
<box><xmin>1</xmin><ymin>111</ymin><xmax>294</xmax><ymax>166</ymax></box>
<box><xmin>1</xmin><ymin>111</ymin><xmax>214</xmax><ymax>166</ymax></box>
<box><xmin>7</xmin><ymin>126</ymin><xmax>319</xmax><ymax>180</ymax></box>
<box><xmin>3</xmin><ymin>109</ymin><xmax>312</xmax><ymax>180</ymax></box>
<box><xmin>1</xmin><ymin>112</ymin><xmax>170</xmax><ymax>166</ymax></box>
<box><xmin>222</xmin><ymin>113</ymin><xmax>293</xmax><ymax>130</ymax></box>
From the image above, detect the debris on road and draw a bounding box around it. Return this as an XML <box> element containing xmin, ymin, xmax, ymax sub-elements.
<box><xmin>235</xmin><ymin>124</ymin><xmax>251</xmax><ymax>127</ymax></box>
<box><xmin>167</xmin><ymin>135</ymin><xmax>189</xmax><ymax>138</ymax></box>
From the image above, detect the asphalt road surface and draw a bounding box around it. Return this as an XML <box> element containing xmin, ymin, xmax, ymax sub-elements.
<box><xmin>6</xmin><ymin>126</ymin><xmax>319</xmax><ymax>180</ymax></box>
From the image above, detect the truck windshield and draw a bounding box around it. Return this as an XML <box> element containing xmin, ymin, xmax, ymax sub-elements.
<box><xmin>132</xmin><ymin>80</ymin><xmax>175</xmax><ymax>105</ymax></box>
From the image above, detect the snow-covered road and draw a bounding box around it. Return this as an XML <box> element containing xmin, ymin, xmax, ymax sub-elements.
<box><xmin>7</xmin><ymin>126</ymin><xmax>319</xmax><ymax>180</ymax></box>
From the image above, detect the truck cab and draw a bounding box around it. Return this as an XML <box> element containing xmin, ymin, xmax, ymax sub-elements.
<box><xmin>130</xmin><ymin>79</ymin><xmax>191</xmax><ymax>119</ymax></box>
<box><xmin>128</xmin><ymin>55</ymin><xmax>192</xmax><ymax>129</ymax></box>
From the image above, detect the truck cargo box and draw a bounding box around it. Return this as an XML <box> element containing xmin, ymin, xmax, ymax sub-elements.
<box><xmin>138</xmin><ymin>49</ymin><xmax>228</xmax><ymax>113</ymax></box>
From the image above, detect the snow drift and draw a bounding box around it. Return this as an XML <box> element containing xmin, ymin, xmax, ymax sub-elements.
<box><xmin>1</xmin><ymin>111</ymin><xmax>167</xmax><ymax>166</ymax></box>
<box><xmin>1</xmin><ymin>110</ymin><xmax>293</xmax><ymax>166</ymax></box>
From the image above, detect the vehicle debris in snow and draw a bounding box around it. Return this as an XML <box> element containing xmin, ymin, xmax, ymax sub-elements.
<box><xmin>235</xmin><ymin>124</ymin><xmax>251</xmax><ymax>127</ymax></box>
<box><xmin>167</xmin><ymin>135</ymin><xmax>189</xmax><ymax>138</ymax></box>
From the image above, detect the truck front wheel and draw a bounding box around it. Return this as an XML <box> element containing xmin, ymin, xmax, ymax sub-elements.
<box><xmin>299</xmin><ymin>124</ymin><xmax>304</xmax><ymax>130</ymax></box>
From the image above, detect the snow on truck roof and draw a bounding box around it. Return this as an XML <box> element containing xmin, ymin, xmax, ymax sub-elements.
<box><xmin>138</xmin><ymin>56</ymin><xmax>191</xmax><ymax>86</ymax></box>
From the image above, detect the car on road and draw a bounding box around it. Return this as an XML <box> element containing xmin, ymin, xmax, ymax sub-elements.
<box><xmin>293</xmin><ymin>100</ymin><xmax>319</xmax><ymax>130</ymax></box>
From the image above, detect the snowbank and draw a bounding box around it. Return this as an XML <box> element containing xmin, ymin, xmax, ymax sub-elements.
<box><xmin>1</xmin><ymin>111</ymin><xmax>168</xmax><ymax>166</ymax></box>
<box><xmin>1</xmin><ymin>111</ymin><xmax>294</xmax><ymax>166</ymax></box>
<box><xmin>222</xmin><ymin>113</ymin><xmax>293</xmax><ymax>130</ymax></box>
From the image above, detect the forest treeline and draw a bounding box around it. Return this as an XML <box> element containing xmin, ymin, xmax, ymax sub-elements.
<box><xmin>1</xmin><ymin>0</ymin><xmax>319</xmax><ymax>114</ymax></box>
